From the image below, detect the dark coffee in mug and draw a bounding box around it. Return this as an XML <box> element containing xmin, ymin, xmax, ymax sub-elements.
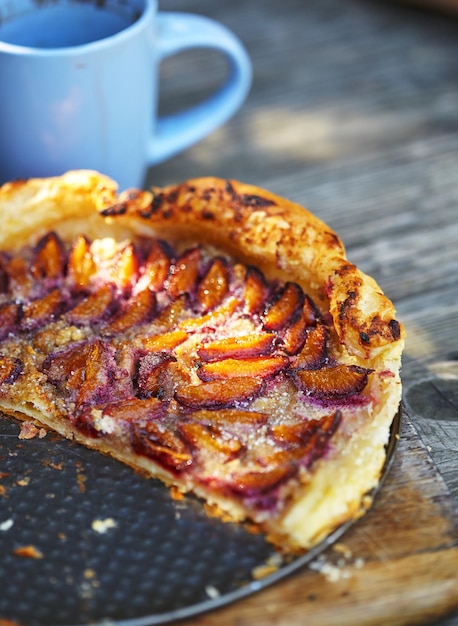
<box><xmin>0</xmin><ymin>3</ymin><xmax>136</xmax><ymax>48</ymax></box>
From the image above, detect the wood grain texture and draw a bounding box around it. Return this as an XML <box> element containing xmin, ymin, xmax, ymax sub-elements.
<box><xmin>149</xmin><ymin>0</ymin><xmax>458</xmax><ymax>623</ymax></box>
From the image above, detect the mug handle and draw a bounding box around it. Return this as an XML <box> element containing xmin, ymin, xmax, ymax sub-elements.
<box><xmin>147</xmin><ymin>12</ymin><xmax>252</xmax><ymax>165</ymax></box>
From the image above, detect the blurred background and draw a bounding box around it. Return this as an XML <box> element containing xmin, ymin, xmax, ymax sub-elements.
<box><xmin>151</xmin><ymin>0</ymin><xmax>458</xmax><ymax>189</ymax></box>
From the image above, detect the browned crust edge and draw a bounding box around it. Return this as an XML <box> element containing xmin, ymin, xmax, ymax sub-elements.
<box><xmin>101</xmin><ymin>175</ymin><xmax>405</xmax><ymax>366</ymax></box>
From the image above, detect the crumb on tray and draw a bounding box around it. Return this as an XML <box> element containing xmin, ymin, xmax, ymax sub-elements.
<box><xmin>91</xmin><ymin>518</ymin><xmax>117</xmax><ymax>534</ymax></box>
<box><xmin>18</xmin><ymin>422</ymin><xmax>47</xmax><ymax>440</ymax></box>
<box><xmin>13</xmin><ymin>545</ymin><xmax>44</xmax><ymax>559</ymax></box>
<box><xmin>0</xmin><ymin>519</ymin><xmax>14</xmax><ymax>531</ymax></box>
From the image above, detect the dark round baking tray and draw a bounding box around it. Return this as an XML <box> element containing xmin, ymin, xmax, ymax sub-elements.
<box><xmin>0</xmin><ymin>407</ymin><xmax>402</xmax><ymax>626</ymax></box>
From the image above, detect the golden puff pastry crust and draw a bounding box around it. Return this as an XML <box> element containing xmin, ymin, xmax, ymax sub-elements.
<box><xmin>0</xmin><ymin>171</ymin><xmax>404</xmax><ymax>552</ymax></box>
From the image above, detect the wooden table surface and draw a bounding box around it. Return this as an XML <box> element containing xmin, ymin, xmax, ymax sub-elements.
<box><xmin>147</xmin><ymin>0</ymin><xmax>458</xmax><ymax>624</ymax></box>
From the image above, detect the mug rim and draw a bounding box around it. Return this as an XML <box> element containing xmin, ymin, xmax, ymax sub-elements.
<box><xmin>0</xmin><ymin>0</ymin><xmax>156</xmax><ymax>56</ymax></box>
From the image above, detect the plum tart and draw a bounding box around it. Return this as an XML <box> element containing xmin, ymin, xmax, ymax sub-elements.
<box><xmin>0</xmin><ymin>170</ymin><xmax>404</xmax><ymax>552</ymax></box>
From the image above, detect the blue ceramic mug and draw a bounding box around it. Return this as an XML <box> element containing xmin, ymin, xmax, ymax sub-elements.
<box><xmin>0</xmin><ymin>0</ymin><xmax>252</xmax><ymax>188</ymax></box>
